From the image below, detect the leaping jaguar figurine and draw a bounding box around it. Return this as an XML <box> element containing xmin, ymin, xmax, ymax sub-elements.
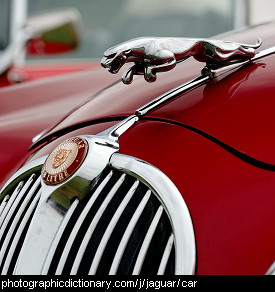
<box><xmin>101</xmin><ymin>37</ymin><xmax>262</xmax><ymax>84</ymax></box>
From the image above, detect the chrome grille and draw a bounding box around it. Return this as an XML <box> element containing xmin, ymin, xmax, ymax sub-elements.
<box><xmin>0</xmin><ymin>153</ymin><xmax>195</xmax><ymax>275</ymax></box>
<box><xmin>44</xmin><ymin>167</ymin><xmax>175</xmax><ymax>275</ymax></box>
<box><xmin>0</xmin><ymin>171</ymin><xmax>42</xmax><ymax>275</ymax></box>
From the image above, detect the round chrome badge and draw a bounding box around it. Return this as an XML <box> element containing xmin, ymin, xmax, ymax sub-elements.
<box><xmin>42</xmin><ymin>137</ymin><xmax>88</xmax><ymax>185</ymax></box>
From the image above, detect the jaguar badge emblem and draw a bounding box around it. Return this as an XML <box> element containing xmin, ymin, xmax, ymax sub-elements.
<box><xmin>42</xmin><ymin>137</ymin><xmax>88</xmax><ymax>185</ymax></box>
<box><xmin>101</xmin><ymin>37</ymin><xmax>262</xmax><ymax>84</ymax></box>
<box><xmin>52</xmin><ymin>149</ymin><xmax>72</xmax><ymax>169</ymax></box>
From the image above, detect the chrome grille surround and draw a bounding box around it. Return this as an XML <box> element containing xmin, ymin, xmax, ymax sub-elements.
<box><xmin>0</xmin><ymin>133</ymin><xmax>196</xmax><ymax>275</ymax></box>
<box><xmin>0</xmin><ymin>158</ymin><xmax>44</xmax><ymax>275</ymax></box>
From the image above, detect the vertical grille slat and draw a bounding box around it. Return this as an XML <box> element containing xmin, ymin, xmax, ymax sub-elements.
<box><xmin>132</xmin><ymin>206</ymin><xmax>164</xmax><ymax>275</ymax></box>
<box><xmin>0</xmin><ymin>176</ymin><xmax>41</xmax><ymax>270</ymax></box>
<box><xmin>1</xmin><ymin>189</ymin><xmax>41</xmax><ymax>275</ymax></box>
<box><xmin>54</xmin><ymin>167</ymin><xmax>178</xmax><ymax>275</ymax></box>
<box><xmin>157</xmin><ymin>234</ymin><xmax>174</xmax><ymax>275</ymax></box>
<box><xmin>67</xmin><ymin>173</ymin><xmax>126</xmax><ymax>275</ymax></box>
<box><xmin>41</xmin><ymin>198</ymin><xmax>80</xmax><ymax>275</ymax></box>
<box><xmin>88</xmin><ymin>180</ymin><xmax>139</xmax><ymax>275</ymax></box>
<box><xmin>0</xmin><ymin>169</ymin><xmax>43</xmax><ymax>275</ymax></box>
<box><xmin>0</xmin><ymin>182</ymin><xmax>24</xmax><ymax>228</ymax></box>
<box><xmin>0</xmin><ymin>174</ymin><xmax>36</xmax><ymax>246</ymax></box>
<box><xmin>0</xmin><ymin>196</ymin><xmax>10</xmax><ymax>217</ymax></box>
<box><xmin>109</xmin><ymin>189</ymin><xmax>151</xmax><ymax>275</ymax></box>
<box><xmin>0</xmin><ymin>153</ymin><xmax>196</xmax><ymax>275</ymax></box>
<box><xmin>54</xmin><ymin>171</ymin><xmax>116</xmax><ymax>274</ymax></box>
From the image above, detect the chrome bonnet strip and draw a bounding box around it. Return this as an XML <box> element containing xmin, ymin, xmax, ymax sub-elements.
<box><xmin>135</xmin><ymin>46</ymin><xmax>275</xmax><ymax>117</ymax></box>
<box><xmin>252</xmin><ymin>46</ymin><xmax>275</xmax><ymax>61</ymax></box>
<box><xmin>1</xmin><ymin>42</ymin><xmax>275</xmax><ymax>276</ymax></box>
<box><xmin>135</xmin><ymin>74</ymin><xmax>209</xmax><ymax>116</ymax></box>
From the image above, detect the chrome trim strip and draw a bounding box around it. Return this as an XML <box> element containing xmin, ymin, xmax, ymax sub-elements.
<box><xmin>0</xmin><ymin>156</ymin><xmax>46</xmax><ymax>196</ymax></box>
<box><xmin>88</xmin><ymin>180</ymin><xmax>139</xmax><ymax>275</ymax></box>
<box><xmin>110</xmin><ymin>153</ymin><xmax>196</xmax><ymax>275</ymax></box>
<box><xmin>98</xmin><ymin>115</ymin><xmax>139</xmax><ymax>140</ymax></box>
<box><xmin>135</xmin><ymin>46</ymin><xmax>275</xmax><ymax>117</ymax></box>
<box><xmin>157</xmin><ymin>234</ymin><xmax>174</xmax><ymax>275</ymax></box>
<box><xmin>32</xmin><ymin>129</ymin><xmax>48</xmax><ymax>144</ymax></box>
<box><xmin>14</xmin><ymin>193</ymin><xmax>65</xmax><ymax>275</ymax></box>
<box><xmin>109</xmin><ymin>189</ymin><xmax>151</xmax><ymax>275</ymax></box>
<box><xmin>203</xmin><ymin>45</ymin><xmax>275</xmax><ymax>78</ymax></box>
<box><xmin>2</xmin><ymin>43</ymin><xmax>275</xmax><ymax>275</ymax></box>
<box><xmin>135</xmin><ymin>75</ymin><xmax>209</xmax><ymax>116</ymax></box>
<box><xmin>252</xmin><ymin>46</ymin><xmax>275</xmax><ymax>61</ymax></box>
<box><xmin>132</xmin><ymin>205</ymin><xmax>163</xmax><ymax>275</ymax></box>
<box><xmin>41</xmin><ymin>198</ymin><xmax>80</xmax><ymax>275</ymax></box>
<box><xmin>1</xmin><ymin>148</ymin><xmax>195</xmax><ymax>274</ymax></box>
<box><xmin>38</xmin><ymin>133</ymin><xmax>120</xmax><ymax>204</ymax></box>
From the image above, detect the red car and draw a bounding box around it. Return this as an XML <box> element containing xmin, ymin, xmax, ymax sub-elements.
<box><xmin>0</xmin><ymin>3</ymin><xmax>274</xmax><ymax>277</ymax></box>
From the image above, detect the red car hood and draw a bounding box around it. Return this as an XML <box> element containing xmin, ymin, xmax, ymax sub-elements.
<box><xmin>30</xmin><ymin>23</ymin><xmax>275</xmax><ymax>167</ymax></box>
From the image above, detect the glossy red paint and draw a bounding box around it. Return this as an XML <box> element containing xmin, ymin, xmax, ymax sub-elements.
<box><xmin>28</xmin><ymin>121</ymin><xmax>120</xmax><ymax>163</ymax></box>
<box><xmin>30</xmin><ymin>58</ymin><xmax>201</xmax><ymax>142</ymax></box>
<box><xmin>0</xmin><ymin>66</ymin><xmax>119</xmax><ymax>118</ymax></box>
<box><xmin>0</xmin><ymin>63</ymin><xmax>99</xmax><ymax>88</ymax></box>
<box><xmin>29</xmin><ymin>23</ymin><xmax>275</xmax><ymax>168</ymax></box>
<box><xmin>147</xmin><ymin>55</ymin><xmax>275</xmax><ymax>165</ymax></box>
<box><xmin>0</xmin><ymin>68</ymin><xmax>120</xmax><ymax>188</ymax></box>
<box><xmin>26</xmin><ymin>56</ymin><xmax>275</xmax><ymax>173</ymax></box>
<box><xmin>7</xmin><ymin>62</ymin><xmax>99</xmax><ymax>83</ymax></box>
<box><xmin>118</xmin><ymin>120</ymin><xmax>275</xmax><ymax>275</ymax></box>
<box><xmin>24</xmin><ymin>119</ymin><xmax>275</xmax><ymax>274</ymax></box>
<box><xmin>1</xmin><ymin>22</ymin><xmax>275</xmax><ymax>275</ymax></box>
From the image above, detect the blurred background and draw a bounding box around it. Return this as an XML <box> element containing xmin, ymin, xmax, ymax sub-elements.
<box><xmin>1</xmin><ymin>0</ymin><xmax>274</xmax><ymax>65</ymax></box>
<box><xmin>25</xmin><ymin>0</ymin><xmax>275</xmax><ymax>60</ymax></box>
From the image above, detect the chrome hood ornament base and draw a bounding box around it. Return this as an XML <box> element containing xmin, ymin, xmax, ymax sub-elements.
<box><xmin>101</xmin><ymin>37</ymin><xmax>262</xmax><ymax>84</ymax></box>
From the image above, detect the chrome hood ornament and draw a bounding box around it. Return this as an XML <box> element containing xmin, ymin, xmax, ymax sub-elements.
<box><xmin>101</xmin><ymin>37</ymin><xmax>262</xmax><ymax>84</ymax></box>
